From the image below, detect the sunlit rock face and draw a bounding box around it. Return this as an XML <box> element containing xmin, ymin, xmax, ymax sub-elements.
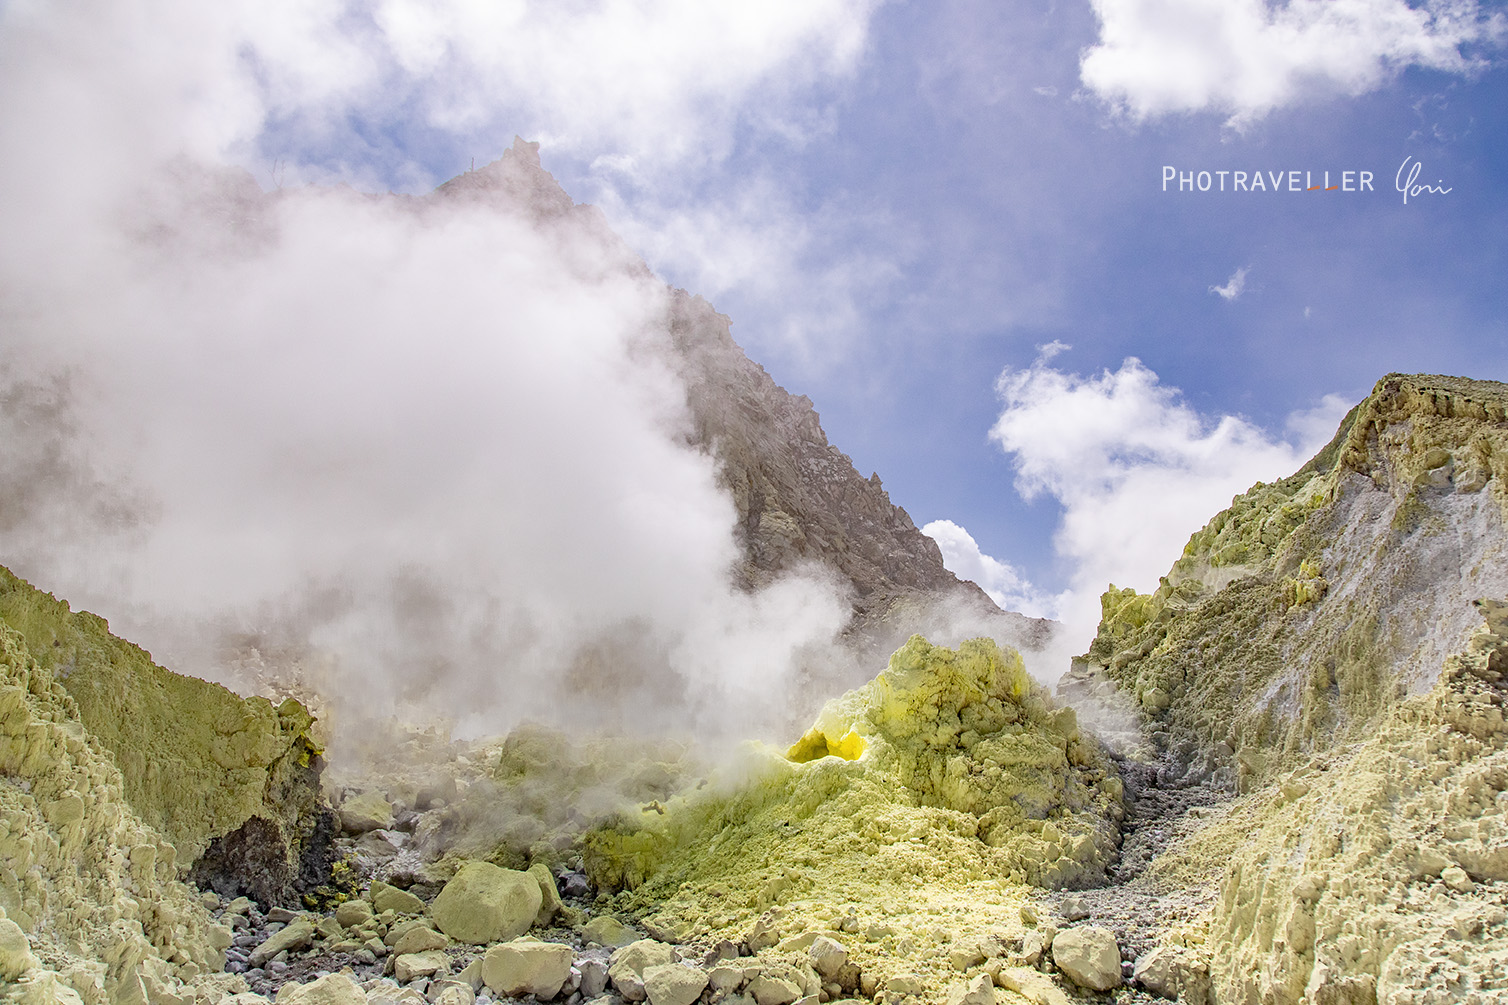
<box><xmin>0</xmin><ymin>566</ymin><xmax>329</xmax><ymax>908</ymax></box>
<box><xmin>1063</xmin><ymin>373</ymin><xmax>1508</xmax><ymax>1004</ymax></box>
<box><xmin>580</xmin><ymin>637</ymin><xmax>1123</xmax><ymax>952</ymax></box>
<box><xmin>0</xmin><ymin>602</ymin><xmax>236</xmax><ymax>1003</ymax></box>
<box><xmin>1071</xmin><ymin>372</ymin><xmax>1508</xmax><ymax>792</ymax></box>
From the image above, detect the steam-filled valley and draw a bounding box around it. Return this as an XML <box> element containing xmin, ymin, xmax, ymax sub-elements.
<box><xmin>3</xmin><ymin>128</ymin><xmax>1508</xmax><ymax>1005</ymax></box>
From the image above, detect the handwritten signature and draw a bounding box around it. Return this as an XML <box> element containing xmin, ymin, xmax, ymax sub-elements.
<box><xmin>1397</xmin><ymin>156</ymin><xmax>1452</xmax><ymax>205</ymax></box>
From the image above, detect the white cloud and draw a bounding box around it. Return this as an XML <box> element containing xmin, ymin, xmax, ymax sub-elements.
<box><xmin>1081</xmin><ymin>0</ymin><xmax>1507</xmax><ymax>126</ymax></box>
<box><xmin>971</xmin><ymin>354</ymin><xmax>1349</xmax><ymax>645</ymax></box>
<box><xmin>1210</xmin><ymin>265</ymin><xmax>1250</xmax><ymax>300</ymax></box>
<box><xmin>920</xmin><ymin>519</ymin><xmax>1063</xmax><ymax>619</ymax></box>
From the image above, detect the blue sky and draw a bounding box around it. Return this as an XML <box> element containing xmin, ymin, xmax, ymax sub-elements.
<box><xmin>3</xmin><ymin>0</ymin><xmax>1507</xmax><ymax>690</ymax></box>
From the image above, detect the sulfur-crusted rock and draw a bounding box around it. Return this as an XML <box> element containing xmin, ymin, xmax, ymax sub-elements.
<box><xmin>394</xmin><ymin>949</ymin><xmax>450</xmax><ymax>983</ymax></box>
<box><xmin>339</xmin><ymin>790</ymin><xmax>393</xmax><ymax>834</ymax></box>
<box><xmin>609</xmin><ymin>940</ymin><xmax>676</xmax><ymax>1002</ymax></box>
<box><xmin>372</xmin><ymin>880</ymin><xmax>426</xmax><ymax>916</ymax></box>
<box><xmin>0</xmin><ymin>917</ymin><xmax>38</xmax><ymax>981</ymax></box>
<box><xmin>944</xmin><ymin>973</ymin><xmax>995</xmax><ymax>1005</ymax></box>
<box><xmin>481</xmin><ymin>938</ymin><xmax>574</xmax><ymax>999</ymax></box>
<box><xmin>277</xmin><ymin>973</ymin><xmax>368</xmax><ymax>1005</ymax></box>
<box><xmin>584</xmin><ymin>635</ymin><xmax>1123</xmax><ymax>948</ymax></box>
<box><xmin>0</xmin><ymin>613</ymin><xmax>261</xmax><ymax>1003</ymax></box>
<box><xmin>1051</xmin><ymin>926</ymin><xmax>1120</xmax><ymax>992</ymax></box>
<box><xmin>529</xmin><ymin>861</ymin><xmax>565</xmax><ymax>927</ymax></box>
<box><xmin>430</xmin><ymin>861</ymin><xmax>542</xmax><ymax>944</ymax></box>
<box><xmin>0</xmin><ymin>566</ymin><xmax>328</xmax><ymax>907</ymax></box>
<box><xmin>643</xmin><ymin>963</ymin><xmax>709</xmax><ymax>1005</ymax></box>
<box><xmin>582</xmin><ymin>915</ymin><xmax>639</xmax><ymax>948</ymax></box>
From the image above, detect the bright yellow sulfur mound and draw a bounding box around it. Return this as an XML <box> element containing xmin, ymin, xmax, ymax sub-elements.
<box><xmin>582</xmin><ymin>636</ymin><xmax>1124</xmax><ymax>992</ymax></box>
<box><xmin>786</xmin><ymin>727</ymin><xmax>865</xmax><ymax>763</ymax></box>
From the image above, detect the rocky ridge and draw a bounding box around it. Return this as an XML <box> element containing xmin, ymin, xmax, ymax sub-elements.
<box><xmin>433</xmin><ymin>140</ymin><xmax>1044</xmax><ymax>655</ymax></box>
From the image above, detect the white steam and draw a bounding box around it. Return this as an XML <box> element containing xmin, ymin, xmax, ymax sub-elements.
<box><xmin>0</xmin><ymin>0</ymin><xmax>873</xmax><ymax>741</ymax></box>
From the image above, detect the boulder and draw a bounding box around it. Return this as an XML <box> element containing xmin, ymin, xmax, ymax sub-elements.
<box><xmin>430</xmin><ymin>862</ymin><xmax>542</xmax><ymax>945</ymax></box>
<box><xmin>644</xmin><ymin>963</ymin><xmax>709</xmax><ymax>1005</ymax></box>
<box><xmin>1133</xmin><ymin>946</ymin><xmax>1211</xmax><ymax>1003</ymax></box>
<box><xmin>582</xmin><ymin>915</ymin><xmax>639</xmax><ymax>948</ymax></box>
<box><xmin>945</xmin><ymin>974</ymin><xmax>995</xmax><ymax>1005</ymax></box>
<box><xmin>371</xmin><ymin>880</ymin><xmax>425</xmax><ymax>916</ymax></box>
<box><xmin>278</xmin><ymin>974</ymin><xmax>368</xmax><ymax>1005</ymax></box>
<box><xmin>0</xmin><ymin>918</ymin><xmax>38</xmax><ymax>981</ymax></box>
<box><xmin>340</xmin><ymin>790</ymin><xmax>394</xmax><ymax>834</ymax></box>
<box><xmin>392</xmin><ymin>925</ymin><xmax>447</xmax><ymax>955</ymax></box>
<box><xmin>394</xmin><ymin>949</ymin><xmax>450</xmax><ymax>983</ymax></box>
<box><xmin>529</xmin><ymin>862</ymin><xmax>565</xmax><ymax>926</ymax></box>
<box><xmin>579</xmin><ymin>959</ymin><xmax>610</xmax><ymax>997</ymax></box>
<box><xmin>481</xmin><ymin>938</ymin><xmax>575</xmax><ymax>999</ymax></box>
<box><xmin>249</xmin><ymin>918</ymin><xmax>316</xmax><ymax>967</ymax></box>
<box><xmin>807</xmin><ymin>936</ymin><xmax>848</xmax><ymax>980</ymax></box>
<box><xmin>334</xmin><ymin>899</ymin><xmax>374</xmax><ymax>929</ymax></box>
<box><xmin>1051</xmin><ymin>926</ymin><xmax>1121</xmax><ymax>992</ymax></box>
<box><xmin>609</xmin><ymin>940</ymin><xmax>676</xmax><ymax>1002</ymax></box>
<box><xmin>748</xmin><ymin>974</ymin><xmax>802</xmax><ymax>1005</ymax></box>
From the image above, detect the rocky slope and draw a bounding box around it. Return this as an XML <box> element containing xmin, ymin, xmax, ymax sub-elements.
<box><xmin>1063</xmin><ymin>372</ymin><xmax>1508</xmax><ymax>792</ymax></box>
<box><xmin>434</xmin><ymin>140</ymin><xmax>1042</xmax><ymax>654</ymax></box>
<box><xmin>1055</xmin><ymin>373</ymin><xmax>1508</xmax><ymax>1003</ymax></box>
<box><xmin>0</xmin><ymin>566</ymin><xmax>331</xmax><ymax>908</ymax></box>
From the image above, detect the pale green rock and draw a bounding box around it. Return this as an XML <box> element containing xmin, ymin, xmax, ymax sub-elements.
<box><xmin>481</xmin><ymin>938</ymin><xmax>574</xmax><ymax>999</ymax></box>
<box><xmin>371</xmin><ymin>880</ymin><xmax>425</xmax><ymax>916</ymax></box>
<box><xmin>581</xmin><ymin>915</ymin><xmax>639</xmax><ymax>948</ymax></box>
<box><xmin>0</xmin><ymin>917</ymin><xmax>37</xmax><ymax>980</ymax></box>
<box><xmin>608</xmin><ymin>940</ymin><xmax>675</xmax><ymax>1002</ymax></box>
<box><xmin>391</xmin><ymin>924</ymin><xmax>447</xmax><ymax>955</ymax></box>
<box><xmin>334</xmin><ymin>899</ymin><xmax>374</xmax><ymax>929</ymax></box>
<box><xmin>340</xmin><ymin>790</ymin><xmax>393</xmax><ymax>834</ymax></box>
<box><xmin>394</xmin><ymin>949</ymin><xmax>450</xmax><ymax>983</ymax></box>
<box><xmin>430</xmin><ymin>862</ymin><xmax>542</xmax><ymax>945</ymax></box>
<box><xmin>277</xmin><ymin>973</ymin><xmax>368</xmax><ymax>1005</ymax></box>
<box><xmin>249</xmin><ymin>918</ymin><xmax>316</xmax><ymax>967</ymax></box>
<box><xmin>528</xmin><ymin>861</ymin><xmax>564</xmax><ymax>927</ymax></box>
<box><xmin>643</xmin><ymin>963</ymin><xmax>709</xmax><ymax>1005</ymax></box>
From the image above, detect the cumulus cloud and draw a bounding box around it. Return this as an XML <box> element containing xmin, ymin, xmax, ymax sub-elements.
<box><xmin>921</xmin><ymin>520</ymin><xmax>1063</xmax><ymax>619</ymax></box>
<box><xmin>1210</xmin><ymin>265</ymin><xmax>1250</xmax><ymax>300</ymax></box>
<box><xmin>930</xmin><ymin>354</ymin><xmax>1350</xmax><ymax>646</ymax></box>
<box><xmin>0</xmin><ymin>0</ymin><xmax>872</xmax><ymax>743</ymax></box>
<box><xmin>1081</xmin><ymin>0</ymin><xmax>1507</xmax><ymax>126</ymax></box>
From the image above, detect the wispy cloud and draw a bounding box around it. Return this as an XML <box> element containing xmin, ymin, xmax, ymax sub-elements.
<box><xmin>1210</xmin><ymin>265</ymin><xmax>1250</xmax><ymax>301</ymax></box>
<box><xmin>1081</xmin><ymin>0</ymin><xmax>1507</xmax><ymax>127</ymax></box>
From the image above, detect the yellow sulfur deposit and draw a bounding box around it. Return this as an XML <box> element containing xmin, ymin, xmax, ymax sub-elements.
<box><xmin>1069</xmin><ymin>373</ymin><xmax>1508</xmax><ymax>793</ymax></box>
<box><xmin>582</xmin><ymin>636</ymin><xmax>1123</xmax><ymax>993</ymax></box>
<box><xmin>0</xmin><ymin>565</ymin><xmax>326</xmax><ymax>904</ymax></box>
<box><xmin>0</xmin><ymin>620</ymin><xmax>245</xmax><ymax>1004</ymax></box>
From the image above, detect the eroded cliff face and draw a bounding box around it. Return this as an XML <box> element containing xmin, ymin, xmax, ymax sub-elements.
<box><xmin>1064</xmin><ymin>373</ymin><xmax>1508</xmax><ymax>792</ymax></box>
<box><xmin>1061</xmin><ymin>373</ymin><xmax>1508</xmax><ymax>1004</ymax></box>
<box><xmin>0</xmin><ymin>617</ymin><xmax>244</xmax><ymax>1004</ymax></box>
<box><xmin>0</xmin><ymin>566</ymin><xmax>330</xmax><ymax>908</ymax></box>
